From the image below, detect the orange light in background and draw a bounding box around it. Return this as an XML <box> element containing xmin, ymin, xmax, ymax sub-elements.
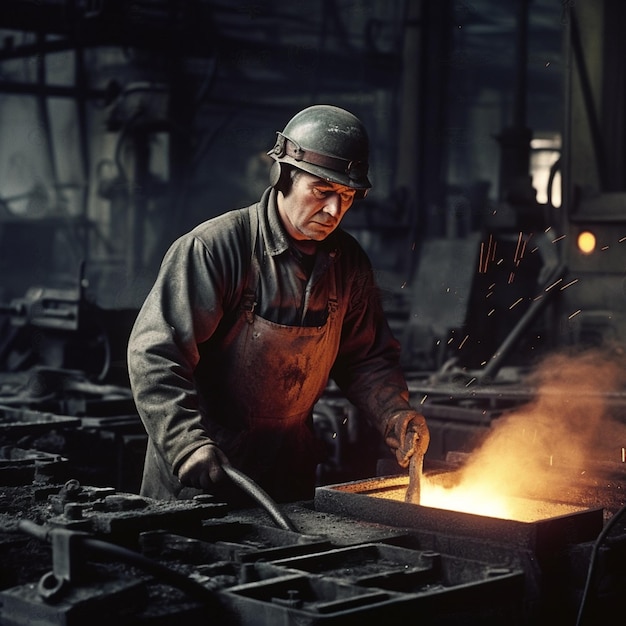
<box><xmin>577</xmin><ymin>231</ymin><xmax>596</xmax><ymax>254</ymax></box>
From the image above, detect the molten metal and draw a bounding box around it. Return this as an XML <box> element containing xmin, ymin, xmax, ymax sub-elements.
<box><xmin>398</xmin><ymin>471</ymin><xmax>586</xmax><ymax>522</ymax></box>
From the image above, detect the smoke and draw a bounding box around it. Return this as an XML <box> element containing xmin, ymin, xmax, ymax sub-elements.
<box><xmin>455</xmin><ymin>347</ymin><xmax>626</xmax><ymax>501</ymax></box>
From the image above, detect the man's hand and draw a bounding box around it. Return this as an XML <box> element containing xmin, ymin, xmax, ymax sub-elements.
<box><xmin>385</xmin><ymin>411</ymin><xmax>430</xmax><ymax>468</ymax></box>
<box><xmin>177</xmin><ymin>444</ymin><xmax>230</xmax><ymax>490</ymax></box>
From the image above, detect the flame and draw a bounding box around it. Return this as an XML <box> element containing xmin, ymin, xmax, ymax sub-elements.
<box><xmin>408</xmin><ymin>348</ymin><xmax>626</xmax><ymax>521</ymax></box>
<box><xmin>421</xmin><ymin>479</ymin><xmax>513</xmax><ymax>519</ymax></box>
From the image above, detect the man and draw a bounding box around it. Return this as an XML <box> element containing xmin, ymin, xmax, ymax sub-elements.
<box><xmin>127</xmin><ymin>104</ymin><xmax>429</xmax><ymax>503</ymax></box>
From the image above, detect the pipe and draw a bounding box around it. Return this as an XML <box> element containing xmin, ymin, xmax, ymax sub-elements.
<box><xmin>569</xmin><ymin>7</ymin><xmax>608</xmax><ymax>191</ymax></box>
<box><xmin>478</xmin><ymin>263</ymin><xmax>567</xmax><ymax>381</ymax></box>
<box><xmin>18</xmin><ymin>519</ymin><xmax>217</xmax><ymax>606</ymax></box>
<box><xmin>576</xmin><ymin>501</ymin><xmax>626</xmax><ymax>625</ymax></box>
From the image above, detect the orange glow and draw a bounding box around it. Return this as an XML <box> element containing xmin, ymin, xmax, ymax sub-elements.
<box><xmin>577</xmin><ymin>231</ymin><xmax>596</xmax><ymax>254</ymax></box>
<box><xmin>376</xmin><ymin>474</ymin><xmax>585</xmax><ymax>522</ymax></box>
<box><xmin>379</xmin><ymin>349</ymin><xmax>626</xmax><ymax>522</ymax></box>
<box><xmin>421</xmin><ymin>479</ymin><xmax>517</xmax><ymax>519</ymax></box>
<box><xmin>417</xmin><ymin>478</ymin><xmax>582</xmax><ymax>522</ymax></box>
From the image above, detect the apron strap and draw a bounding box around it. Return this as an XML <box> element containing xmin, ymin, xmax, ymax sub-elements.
<box><xmin>326</xmin><ymin>251</ymin><xmax>338</xmax><ymax>320</ymax></box>
<box><xmin>241</xmin><ymin>204</ymin><xmax>261</xmax><ymax>324</ymax></box>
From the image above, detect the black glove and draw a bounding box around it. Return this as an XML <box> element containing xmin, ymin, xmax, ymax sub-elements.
<box><xmin>384</xmin><ymin>411</ymin><xmax>430</xmax><ymax>468</ymax></box>
<box><xmin>178</xmin><ymin>443</ymin><xmax>229</xmax><ymax>490</ymax></box>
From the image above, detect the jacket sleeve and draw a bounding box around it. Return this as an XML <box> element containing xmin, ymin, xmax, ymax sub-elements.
<box><xmin>330</xmin><ymin>243</ymin><xmax>418</xmax><ymax>440</ymax></box>
<box><xmin>127</xmin><ymin>229</ymin><xmax>239</xmax><ymax>477</ymax></box>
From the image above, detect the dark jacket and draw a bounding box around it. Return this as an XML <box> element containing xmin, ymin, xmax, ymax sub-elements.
<box><xmin>127</xmin><ymin>187</ymin><xmax>414</xmax><ymax>498</ymax></box>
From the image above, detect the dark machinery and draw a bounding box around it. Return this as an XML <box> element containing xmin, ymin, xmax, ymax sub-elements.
<box><xmin>1</xmin><ymin>450</ymin><xmax>624</xmax><ymax>625</ymax></box>
<box><xmin>2</xmin><ymin>1</ymin><xmax>626</xmax><ymax>625</ymax></box>
<box><xmin>0</xmin><ymin>272</ymin><xmax>146</xmax><ymax>494</ymax></box>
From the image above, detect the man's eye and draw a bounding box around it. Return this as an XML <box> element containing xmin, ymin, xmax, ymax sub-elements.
<box><xmin>311</xmin><ymin>187</ymin><xmax>354</xmax><ymax>202</ymax></box>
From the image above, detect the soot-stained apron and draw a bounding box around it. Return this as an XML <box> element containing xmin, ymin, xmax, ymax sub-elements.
<box><xmin>143</xmin><ymin>204</ymin><xmax>343</xmax><ymax>502</ymax></box>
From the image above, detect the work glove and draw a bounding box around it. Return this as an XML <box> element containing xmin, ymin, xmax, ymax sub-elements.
<box><xmin>384</xmin><ymin>411</ymin><xmax>430</xmax><ymax>468</ymax></box>
<box><xmin>177</xmin><ymin>443</ymin><xmax>230</xmax><ymax>491</ymax></box>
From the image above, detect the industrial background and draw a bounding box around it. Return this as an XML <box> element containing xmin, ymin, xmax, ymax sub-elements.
<box><xmin>1</xmin><ymin>1</ymin><xmax>625</xmax><ymax>624</ymax></box>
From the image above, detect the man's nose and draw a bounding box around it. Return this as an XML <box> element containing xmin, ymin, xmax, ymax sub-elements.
<box><xmin>323</xmin><ymin>193</ymin><xmax>342</xmax><ymax>217</ymax></box>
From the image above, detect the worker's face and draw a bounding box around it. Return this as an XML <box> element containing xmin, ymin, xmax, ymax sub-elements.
<box><xmin>277</xmin><ymin>171</ymin><xmax>356</xmax><ymax>243</ymax></box>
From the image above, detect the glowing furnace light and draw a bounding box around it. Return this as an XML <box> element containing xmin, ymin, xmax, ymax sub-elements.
<box><xmin>420</xmin><ymin>480</ymin><xmax>512</xmax><ymax>519</ymax></box>
<box><xmin>374</xmin><ymin>475</ymin><xmax>586</xmax><ymax>522</ymax></box>
<box><xmin>577</xmin><ymin>230</ymin><xmax>596</xmax><ymax>254</ymax></box>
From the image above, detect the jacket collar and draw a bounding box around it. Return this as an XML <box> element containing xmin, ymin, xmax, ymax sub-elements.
<box><xmin>260</xmin><ymin>187</ymin><xmax>341</xmax><ymax>259</ymax></box>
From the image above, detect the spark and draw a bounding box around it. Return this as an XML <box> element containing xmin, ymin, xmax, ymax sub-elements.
<box><xmin>420</xmin><ymin>395</ymin><xmax>428</xmax><ymax>405</ymax></box>
<box><xmin>520</xmin><ymin>238</ymin><xmax>528</xmax><ymax>258</ymax></box>
<box><xmin>545</xmin><ymin>278</ymin><xmax>563</xmax><ymax>291</ymax></box>
<box><xmin>401</xmin><ymin>281</ymin><xmax>407</xmax><ymax>288</ymax></box>
<box><xmin>458</xmin><ymin>334</ymin><xmax>469</xmax><ymax>349</ymax></box>
<box><xmin>508</xmin><ymin>272</ymin><xmax>515</xmax><ymax>284</ymax></box>
<box><xmin>488</xmin><ymin>308</ymin><xmax>495</xmax><ymax>316</ymax></box>
<box><xmin>514</xmin><ymin>232</ymin><xmax>524</xmax><ymax>263</ymax></box>
<box><xmin>568</xmin><ymin>309</ymin><xmax>581</xmax><ymax>319</ymax></box>
<box><xmin>509</xmin><ymin>297</ymin><xmax>523</xmax><ymax>310</ymax></box>
<box><xmin>619</xmin><ymin>237</ymin><xmax>626</xmax><ymax>243</ymax></box>
<box><xmin>622</xmin><ymin>447</ymin><xmax>625</xmax><ymax>463</ymax></box>
<box><xmin>601</xmin><ymin>245</ymin><xmax>609</xmax><ymax>251</ymax></box>
<box><xmin>479</xmin><ymin>235</ymin><xmax>496</xmax><ymax>273</ymax></box>
<box><xmin>560</xmin><ymin>279</ymin><xmax>578</xmax><ymax>291</ymax></box>
<box><xmin>552</xmin><ymin>234</ymin><xmax>566</xmax><ymax>244</ymax></box>
<box><xmin>465</xmin><ymin>377</ymin><xmax>476</xmax><ymax>387</ymax></box>
<box><xmin>513</xmin><ymin>232</ymin><xmax>530</xmax><ymax>264</ymax></box>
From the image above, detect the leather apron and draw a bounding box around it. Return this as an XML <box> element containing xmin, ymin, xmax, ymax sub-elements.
<box><xmin>142</xmin><ymin>203</ymin><xmax>342</xmax><ymax>502</ymax></box>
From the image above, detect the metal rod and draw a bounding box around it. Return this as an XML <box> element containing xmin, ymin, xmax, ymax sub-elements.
<box><xmin>512</xmin><ymin>0</ymin><xmax>530</xmax><ymax>131</ymax></box>
<box><xmin>18</xmin><ymin>520</ymin><xmax>217</xmax><ymax>605</ymax></box>
<box><xmin>570</xmin><ymin>7</ymin><xmax>608</xmax><ymax>191</ymax></box>
<box><xmin>479</xmin><ymin>263</ymin><xmax>567</xmax><ymax>381</ymax></box>
<box><xmin>222</xmin><ymin>464</ymin><xmax>298</xmax><ymax>532</ymax></box>
<box><xmin>405</xmin><ymin>452</ymin><xmax>423</xmax><ymax>505</ymax></box>
<box><xmin>0</xmin><ymin>80</ymin><xmax>107</xmax><ymax>99</ymax></box>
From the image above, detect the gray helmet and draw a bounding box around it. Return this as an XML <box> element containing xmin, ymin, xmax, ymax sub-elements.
<box><xmin>268</xmin><ymin>104</ymin><xmax>371</xmax><ymax>197</ymax></box>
